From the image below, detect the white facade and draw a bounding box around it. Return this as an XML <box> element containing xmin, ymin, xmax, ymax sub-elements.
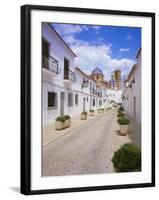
<box><xmin>42</xmin><ymin>23</ymin><xmax>123</xmax><ymax>127</ymax></box>
<box><xmin>106</xmin><ymin>89</ymin><xmax>123</xmax><ymax>104</ymax></box>
<box><xmin>42</xmin><ymin>23</ymin><xmax>77</xmax><ymax>126</ymax></box>
<box><xmin>123</xmin><ymin>49</ymin><xmax>141</xmax><ymax>123</ymax></box>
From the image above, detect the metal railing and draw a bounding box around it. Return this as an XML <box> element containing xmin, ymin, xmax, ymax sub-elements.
<box><xmin>82</xmin><ymin>80</ymin><xmax>89</xmax><ymax>88</ymax></box>
<box><xmin>64</xmin><ymin>68</ymin><xmax>76</xmax><ymax>82</ymax></box>
<box><xmin>97</xmin><ymin>92</ymin><xmax>102</xmax><ymax>97</ymax></box>
<box><xmin>43</xmin><ymin>55</ymin><xmax>59</xmax><ymax>74</ymax></box>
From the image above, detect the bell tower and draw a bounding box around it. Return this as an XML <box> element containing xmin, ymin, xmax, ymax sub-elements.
<box><xmin>114</xmin><ymin>69</ymin><xmax>121</xmax><ymax>90</ymax></box>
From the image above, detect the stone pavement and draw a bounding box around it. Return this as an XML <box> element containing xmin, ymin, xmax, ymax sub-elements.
<box><xmin>43</xmin><ymin>109</ymin><xmax>114</xmax><ymax>146</ymax></box>
<box><xmin>43</xmin><ymin>108</ymin><xmax>117</xmax><ymax>176</ymax></box>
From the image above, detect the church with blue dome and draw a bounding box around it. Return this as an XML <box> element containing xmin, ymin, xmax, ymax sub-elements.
<box><xmin>91</xmin><ymin>67</ymin><xmax>121</xmax><ymax>90</ymax></box>
<box><xmin>91</xmin><ymin>67</ymin><xmax>104</xmax><ymax>82</ymax></box>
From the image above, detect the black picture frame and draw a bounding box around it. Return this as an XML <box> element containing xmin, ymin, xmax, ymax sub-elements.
<box><xmin>21</xmin><ymin>4</ymin><xmax>155</xmax><ymax>195</ymax></box>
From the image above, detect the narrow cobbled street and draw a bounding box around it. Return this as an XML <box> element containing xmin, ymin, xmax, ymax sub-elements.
<box><xmin>42</xmin><ymin>108</ymin><xmax>117</xmax><ymax>176</ymax></box>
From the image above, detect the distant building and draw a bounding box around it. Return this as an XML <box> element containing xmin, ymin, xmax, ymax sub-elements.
<box><xmin>110</xmin><ymin>69</ymin><xmax>121</xmax><ymax>90</ymax></box>
<box><xmin>123</xmin><ymin>48</ymin><xmax>141</xmax><ymax>123</ymax></box>
<box><xmin>91</xmin><ymin>67</ymin><xmax>122</xmax><ymax>104</ymax></box>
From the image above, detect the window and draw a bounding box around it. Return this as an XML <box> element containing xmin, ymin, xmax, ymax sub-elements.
<box><xmin>68</xmin><ymin>92</ymin><xmax>73</xmax><ymax>107</ymax></box>
<box><xmin>87</xmin><ymin>97</ymin><xmax>89</xmax><ymax>102</ymax></box>
<box><xmin>42</xmin><ymin>38</ymin><xmax>50</xmax><ymax>69</ymax></box>
<box><xmin>90</xmin><ymin>82</ymin><xmax>92</xmax><ymax>93</ymax></box>
<box><xmin>48</xmin><ymin>92</ymin><xmax>57</xmax><ymax>109</ymax></box>
<box><xmin>93</xmin><ymin>99</ymin><xmax>95</xmax><ymax>106</ymax></box>
<box><xmin>64</xmin><ymin>57</ymin><xmax>69</xmax><ymax>79</ymax></box>
<box><xmin>75</xmin><ymin>94</ymin><xmax>78</xmax><ymax>105</ymax></box>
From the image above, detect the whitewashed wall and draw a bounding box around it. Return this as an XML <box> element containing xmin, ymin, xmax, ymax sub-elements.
<box><xmin>123</xmin><ymin>51</ymin><xmax>141</xmax><ymax>123</ymax></box>
<box><xmin>107</xmin><ymin>89</ymin><xmax>123</xmax><ymax>104</ymax></box>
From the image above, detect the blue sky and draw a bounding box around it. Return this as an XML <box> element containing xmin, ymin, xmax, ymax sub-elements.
<box><xmin>52</xmin><ymin>23</ymin><xmax>141</xmax><ymax>81</ymax></box>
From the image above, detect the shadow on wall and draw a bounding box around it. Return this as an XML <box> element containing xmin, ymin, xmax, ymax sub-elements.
<box><xmin>126</xmin><ymin>115</ymin><xmax>141</xmax><ymax>148</ymax></box>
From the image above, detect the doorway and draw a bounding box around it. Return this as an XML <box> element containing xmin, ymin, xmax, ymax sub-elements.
<box><xmin>83</xmin><ymin>97</ymin><xmax>86</xmax><ymax>112</ymax></box>
<box><xmin>42</xmin><ymin>38</ymin><xmax>50</xmax><ymax>68</ymax></box>
<box><xmin>60</xmin><ymin>92</ymin><xmax>65</xmax><ymax>116</ymax></box>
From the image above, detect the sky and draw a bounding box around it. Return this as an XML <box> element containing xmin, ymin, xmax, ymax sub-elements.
<box><xmin>52</xmin><ymin>23</ymin><xmax>141</xmax><ymax>81</ymax></box>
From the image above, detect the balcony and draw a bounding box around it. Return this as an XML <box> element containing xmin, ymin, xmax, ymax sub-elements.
<box><xmin>43</xmin><ymin>55</ymin><xmax>60</xmax><ymax>74</ymax></box>
<box><xmin>82</xmin><ymin>79</ymin><xmax>89</xmax><ymax>88</ymax></box>
<box><xmin>64</xmin><ymin>67</ymin><xmax>76</xmax><ymax>83</ymax></box>
<box><xmin>97</xmin><ymin>92</ymin><xmax>102</xmax><ymax>97</ymax></box>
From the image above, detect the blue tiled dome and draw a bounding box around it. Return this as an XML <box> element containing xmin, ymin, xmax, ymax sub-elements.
<box><xmin>92</xmin><ymin>67</ymin><xmax>103</xmax><ymax>75</ymax></box>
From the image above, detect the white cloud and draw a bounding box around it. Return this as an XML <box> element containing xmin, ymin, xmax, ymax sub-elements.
<box><xmin>63</xmin><ymin>35</ymin><xmax>88</xmax><ymax>46</ymax></box>
<box><xmin>72</xmin><ymin>44</ymin><xmax>135</xmax><ymax>80</ymax></box>
<box><xmin>53</xmin><ymin>24</ymin><xmax>83</xmax><ymax>35</ymax></box>
<box><xmin>92</xmin><ymin>26</ymin><xmax>101</xmax><ymax>30</ymax></box>
<box><xmin>126</xmin><ymin>35</ymin><xmax>132</xmax><ymax>40</ymax></box>
<box><xmin>53</xmin><ymin>24</ymin><xmax>135</xmax><ymax>81</ymax></box>
<box><xmin>119</xmin><ymin>48</ymin><xmax>130</xmax><ymax>52</ymax></box>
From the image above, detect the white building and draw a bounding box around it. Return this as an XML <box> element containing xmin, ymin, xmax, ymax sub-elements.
<box><xmin>42</xmin><ymin>22</ymin><xmax>77</xmax><ymax>126</ymax></box>
<box><xmin>123</xmin><ymin>48</ymin><xmax>141</xmax><ymax>123</ymax></box>
<box><xmin>106</xmin><ymin>88</ymin><xmax>123</xmax><ymax>104</ymax></box>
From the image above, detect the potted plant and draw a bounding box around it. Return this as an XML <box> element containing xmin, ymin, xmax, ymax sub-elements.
<box><xmin>80</xmin><ymin>111</ymin><xmax>87</xmax><ymax>120</ymax></box>
<box><xmin>112</xmin><ymin>143</ymin><xmax>141</xmax><ymax>172</ymax></box>
<box><xmin>101</xmin><ymin>108</ymin><xmax>104</xmax><ymax>113</ymax></box>
<box><xmin>55</xmin><ymin>116</ymin><xmax>66</xmax><ymax>130</ymax></box>
<box><xmin>89</xmin><ymin>109</ymin><xmax>94</xmax><ymax>116</ymax></box>
<box><xmin>117</xmin><ymin>111</ymin><xmax>125</xmax><ymax>118</ymax></box>
<box><xmin>118</xmin><ymin>106</ymin><xmax>124</xmax><ymax>113</ymax></box>
<box><xmin>117</xmin><ymin>117</ymin><xmax>130</xmax><ymax>135</ymax></box>
<box><xmin>64</xmin><ymin>115</ymin><xmax>71</xmax><ymax>128</ymax></box>
<box><xmin>97</xmin><ymin>109</ymin><xmax>102</xmax><ymax>114</ymax></box>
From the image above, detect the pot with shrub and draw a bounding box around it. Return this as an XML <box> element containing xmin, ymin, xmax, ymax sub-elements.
<box><xmin>112</xmin><ymin>143</ymin><xmax>141</xmax><ymax>172</ymax></box>
<box><xmin>117</xmin><ymin>117</ymin><xmax>130</xmax><ymax>135</ymax></box>
<box><xmin>55</xmin><ymin>116</ymin><xmax>66</xmax><ymax>130</ymax></box>
<box><xmin>101</xmin><ymin>108</ymin><xmax>104</xmax><ymax>113</ymax></box>
<box><xmin>117</xmin><ymin>111</ymin><xmax>125</xmax><ymax>118</ymax></box>
<box><xmin>80</xmin><ymin>111</ymin><xmax>87</xmax><ymax>120</ymax></box>
<box><xmin>64</xmin><ymin>115</ymin><xmax>71</xmax><ymax>128</ymax></box>
<box><xmin>118</xmin><ymin>106</ymin><xmax>124</xmax><ymax>112</ymax></box>
<box><xmin>89</xmin><ymin>109</ymin><xmax>94</xmax><ymax>116</ymax></box>
<box><xmin>97</xmin><ymin>109</ymin><xmax>102</xmax><ymax>114</ymax></box>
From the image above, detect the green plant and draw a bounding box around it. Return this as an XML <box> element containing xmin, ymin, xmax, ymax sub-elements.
<box><xmin>64</xmin><ymin>115</ymin><xmax>71</xmax><ymax>119</ymax></box>
<box><xmin>112</xmin><ymin>143</ymin><xmax>141</xmax><ymax>172</ymax></box>
<box><xmin>118</xmin><ymin>106</ymin><xmax>124</xmax><ymax>112</ymax></box>
<box><xmin>117</xmin><ymin>112</ymin><xmax>125</xmax><ymax>118</ymax></box>
<box><xmin>81</xmin><ymin>111</ymin><xmax>87</xmax><ymax>115</ymax></box>
<box><xmin>117</xmin><ymin>117</ymin><xmax>130</xmax><ymax>125</ymax></box>
<box><xmin>55</xmin><ymin>116</ymin><xmax>66</xmax><ymax>123</ymax></box>
<box><xmin>89</xmin><ymin>109</ymin><xmax>94</xmax><ymax>112</ymax></box>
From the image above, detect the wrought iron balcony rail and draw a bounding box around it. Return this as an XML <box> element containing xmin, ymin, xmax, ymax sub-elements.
<box><xmin>92</xmin><ymin>88</ymin><xmax>96</xmax><ymax>94</ymax></box>
<box><xmin>97</xmin><ymin>92</ymin><xmax>102</xmax><ymax>97</ymax></box>
<box><xmin>43</xmin><ymin>55</ymin><xmax>60</xmax><ymax>74</ymax></box>
<box><xmin>64</xmin><ymin>68</ymin><xmax>76</xmax><ymax>82</ymax></box>
<box><xmin>82</xmin><ymin>80</ymin><xmax>89</xmax><ymax>88</ymax></box>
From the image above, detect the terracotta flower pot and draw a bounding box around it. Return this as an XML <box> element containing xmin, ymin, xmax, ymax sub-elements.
<box><xmin>89</xmin><ymin>112</ymin><xmax>94</xmax><ymax>116</ymax></box>
<box><xmin>80</xmin><ymin>114</ymin><xmax>87</xmax><ymax>120</ymax></box>
<box><xmin>120</xmin><ymin>125</ymin><xmax>128</xmax><ymax>135</ymax></box>
<box><xmin>55</xmin><ymin>121</ymin><xmax>65</xmax><ymax>130</ymax></box>
<box><xmin>64</xmin><ymin>119</ymin><xmax>71</xmax><ymax>128</ymax></box>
